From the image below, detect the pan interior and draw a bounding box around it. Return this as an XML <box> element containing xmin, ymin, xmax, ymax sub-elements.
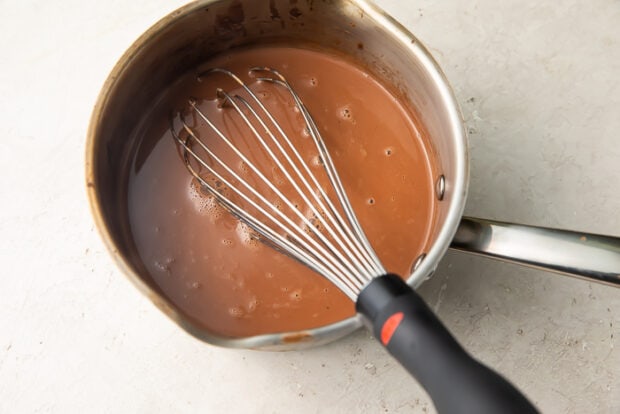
<box><xmin>87</xmin><ymin>0</ymin><xmax>466</xmax><ymax>348</ymax></box>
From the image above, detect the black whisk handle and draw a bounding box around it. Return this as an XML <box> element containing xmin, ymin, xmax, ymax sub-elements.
<box><xmin>356</xmin><ymin>274</ymin><xmax>538</xmax><ymax>414</ymax></box>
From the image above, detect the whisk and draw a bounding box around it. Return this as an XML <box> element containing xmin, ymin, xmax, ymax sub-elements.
<box><xmin>170</xmin><ymin>67</ymin><xmax>538</xmax><ymax>414</ymax></box>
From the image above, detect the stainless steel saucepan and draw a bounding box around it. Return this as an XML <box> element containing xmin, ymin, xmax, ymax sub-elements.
<box><xmin>86</xmin><ymin>0</ymin><xmax>620</xmax><ymax>351</ymax></box>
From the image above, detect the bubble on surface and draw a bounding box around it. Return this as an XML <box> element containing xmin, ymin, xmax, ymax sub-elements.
<box><xmin>303</xmin><ymin>212</ymin><xmax>325</xmax><ymax>234</ymax></box>
<box><xmin>153</xmin><ymin>256</ymin><xmax>175</xmax><ymax>274</ymax></box>
<box><xmin>247</xmin><ymin>297</ymin><xmax>258</xmax><ymax>312</ymax></box>
<box><xmin>311</xmin><ymin>155</ymin><xmax>324</xmax><ymax>167</ymax></box>
<box><xmin>338</xmin><ymin>106</ymin><xmax>353</xmax><ymax>121</ymax></box>
<box><xmin>289</xmin><ymin>289</ymin><xmax>302</xmax><ymax>301</ymax></box>
<box><xmin>272</xmin><ymin>200</ymin><xmax>283</xmax><ymax>211</ymax></box>
<box><xmin>228</xmin><ymin>306</ymin><xmax>244</xmax><ymax>318</ymax></box>
<box><xmin>164</xmin><ymin>256</ymin><xmax>175</xmax><ymax>265</ymax></box>
<box><xmin>153</xmin><ymin>261</ymin><xmax>167</xmax><ymax>272</ymax></box>
<box><xmin>188</xmin><ymin>180</ymin><xmax>225</xmax><ymax>220</ymax></box>
<box><xmin>236</xmin><ymin>222</ymin><xmax>259</xmax><ymax>248</ymax></box>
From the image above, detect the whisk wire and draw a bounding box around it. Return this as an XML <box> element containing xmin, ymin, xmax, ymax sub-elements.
<box><xmin>174</xmin><ymin>121</ymin><xmax>362</xmax><ymax>298</ymax></box>
<box><xmin>171</xmin><ymin>68</ymin><xmax>387</xmax><ymax>298</ymax></box>
<box><xmin>205</xmin><ymin>68</ymin><xmax>383</xmax><ymax>279</ymax></box>
<box><xmin>251</xmin><ymin>68</ymin><xmax>385</xmax><ymax>277</ymax></box>
<box><xmin>229</xmin><ymin>91</ymin><xmax>380</xmax><ymax>281</ymax></box>
<box><xmin>190</xmin><ymin>93</ymin><xmax>369</xmax><ymax>290</ymax></box>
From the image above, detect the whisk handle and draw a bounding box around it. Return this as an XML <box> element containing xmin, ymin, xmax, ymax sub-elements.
<box><xmin>356</xmin><ymin>274</ymin><xmax>538</xmax><ymax>414</ymax></box>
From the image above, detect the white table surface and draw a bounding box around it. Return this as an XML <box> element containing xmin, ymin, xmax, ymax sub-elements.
<box><xmin>1</xmin><ymin>1</ymin><xmax>619</xmax><ymax>413</ymax></box>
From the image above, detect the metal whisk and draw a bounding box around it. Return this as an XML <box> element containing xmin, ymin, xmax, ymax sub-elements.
<box><xmin>171</xmin><ymin>67</ymin><xmax>383</xmax><ymax>301</ymax></box>
<box><xmin>170</xmin><ymin>68</ymin><xmax>537</xmax><ymax>414</ymax></box>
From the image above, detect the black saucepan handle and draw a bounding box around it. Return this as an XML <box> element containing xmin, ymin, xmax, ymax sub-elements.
<box><xmin>356</xmin><ymin>274</ymin><xmax>539</xmax><ymax>414</ymax></box>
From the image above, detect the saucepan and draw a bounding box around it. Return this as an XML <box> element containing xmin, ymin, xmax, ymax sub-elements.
<box><xmin>85</xmin><ymin>0</ymin><xmax>620</xmax><ymax>353</ymax></box>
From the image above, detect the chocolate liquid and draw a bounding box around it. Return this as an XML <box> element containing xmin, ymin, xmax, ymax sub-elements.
<box><xmin>127</xmin><ymin>46</ymin><xmax>437</xmax><ymax>337</ymax></box>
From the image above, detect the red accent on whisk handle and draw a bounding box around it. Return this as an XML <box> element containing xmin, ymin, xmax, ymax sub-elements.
<box><xmin>356</xmin><ymin>274</ymin><xmax>538</xmax><ymax>414</ymax></box>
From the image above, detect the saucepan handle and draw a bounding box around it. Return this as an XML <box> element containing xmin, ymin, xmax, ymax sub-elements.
<box><xmin>451</xmin><ymin>217</ymin><xmax>620</xmax><ymax>286</ymax></box>
<box><xmin>356</xmin><ymin>274</ymin><xmax>539</xmax><ymax>414</ymax></box>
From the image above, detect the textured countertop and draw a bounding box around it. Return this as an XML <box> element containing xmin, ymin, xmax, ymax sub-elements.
<box><xmin>1</xmin><ymin>1</ymin><xmax>619</xmax><ymax>413</ymax></box>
